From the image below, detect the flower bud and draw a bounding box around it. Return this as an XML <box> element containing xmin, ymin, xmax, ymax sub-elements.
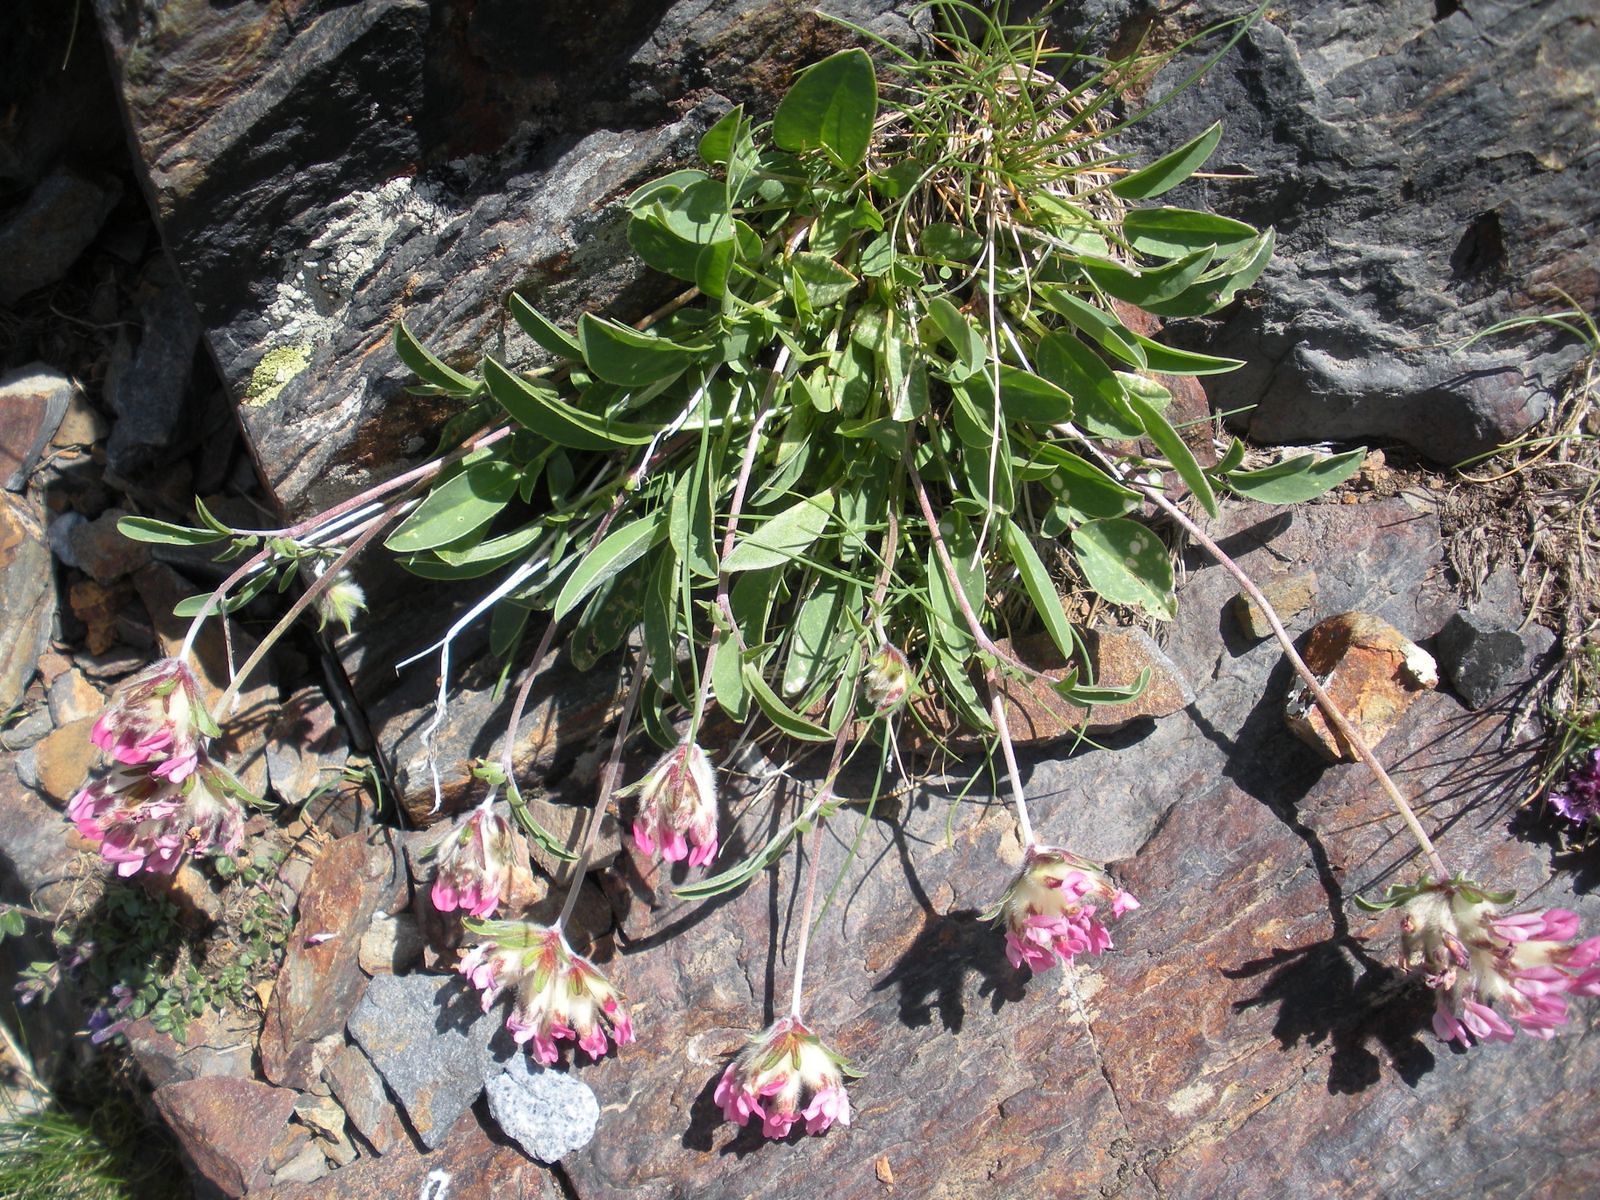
<box><xmin>632</xmin><ymin>741</ymin><xmax>719</xmax><ymax>868</ymax></box>
<box><xmin>431</xmin><ymin>807</ymin><xmax>518</xmax><ymax>919</ymax></box>
<box><xmin>864</xmin><ymin>643</ymin><xmax>911</xmax><ymax>714</ymax></box>
<box><xmin>312</xmin><ymin>568</ymin><xmax>367</xmax><ymax>636</ymax></box>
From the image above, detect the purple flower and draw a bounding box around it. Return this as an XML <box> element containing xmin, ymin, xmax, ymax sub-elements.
<box><xmin>1549</xmin><ymin>748</ymin><xmax>1600</xmax><ymax>826</ymax></box>
<box><xmin>430</xmin><ymin>807</ymin><xmax>518</xmax><ymax>919</ymax></box>
<box><xmin>89</xmin><ymin>658</ymin><xmax>214</xmax><ymax>779</ymax></box>
<box><xmin>69</xmin><ymin>760</ymin><xmax>246</xmax><ymax>877</ymax></box>
<box><xmin>631</xmin><ymin>741</ymin><xmax>719</xmax><ymax>868</ymax></box>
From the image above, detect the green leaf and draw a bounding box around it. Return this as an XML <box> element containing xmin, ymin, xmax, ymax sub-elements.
<box><xmin>1141</xmin><ymin>229</ymin><xmax>1275</xmax><ymax>318</ymax></box>
<box><xmin>1055</xmin><ymin>669</ymin><xmax>1151</xmax><ymax>707</ymax></box>
<box><xmin>1123</xmin><ymin>208</ymin><xmax>1259</xmax><ymax>259</ymax></box>
<box><xmin>1034</xmin><ymin>287</ymin><xmax>1146</xmax><ymax>368</ymax></box>
<box><xmin>996</xmin><ymin>366</ymin><xmax>1075</xmax><ymax>425</ymax></box>
<box><xmin>1111</xmin><ymin>121</ymin><xmax>1222</xmax><ymax>199</ymax></box>
<box><xmin>570</xmin><ymin>555</ymin><xmax>650</xmax><ymax>671</ymax></box>
<box><xmin>919</xmin><ymin>223</ymin><xmax>984</xmax><ymax>262</ymax></box>
<box><xmin>1071</xmin><ymin>518</ymin><xmax>1175</xmax><ymax>621</ymax></box>
<box><xmin>553</xmin><ymin>512</ymin><xmax>667</xmax><ymax>622</ymax></box>
<box><xmin>577</xmin><ymin>313</ymin><xmax>695</xmax><ymax>387</ymax></box>
<box><xmin>435</xmin><ymin>520</ymin><xmax>547</xmax><ymax>570</ymax></box>
<box><xmin>395</xmin><ymin>322</ymin><xmax>480</xmax><ymax>395</ymax></box>
<box><xmin>772</xmin><ymin>48</ymin><xmax>877</xmax><ymax>168</ymax></box>
<box><xmin>742</xmin><ymin>662</ymin><xmax>832</xmax><ymax>741</ymax></box>
<box><xmin>642</xmin><ymin>550</ymin><xmax>678</xmax><ymax>685</ymax></box>
<box><xmin>783</xmin><ymin>579</ymin><xmax>851</xmax><ymax>699</ymax></box>
<box><xmin>116</xmin><ymin>517</ymin><xmax>229</xmax><ymax>547</ymax></box>
<box><xmin>1128</xmin><ymin>392</ymin><xmax>1218</xmax><ymax>517</ymax></box>
<box><xmin>384</xmin><ymin>460</ymin><xmax>518</xmax><ymax>553</ymax></box>
<box><xmin>1223</xmin><ymin>448</ymin><xmax>1366</xmax><ymax>503</ymax></box>
<box><xmin>1128</xmin><ymin>333</ymin><xmax>1244</xmax><ymax>376</ymax></box>
<box><xmin>924</xmin><ymin>296</ymin><xmax>986</xmax><ymax>380</ymax></box>
<box><xmin>925</xmin><ymin>510</ymin><xmax>984</xmax><ymax>655</ymax></box>
<box><xmin>1035</xmin><ymin>332</ymin><xmax>1142</xmax><ymax>437</ymax></box>
<box><xmin>1031</xmin><ymin>444</ymin><xmax>1141</xmax><ymax>520</ymax></box>
<box><xmin>1078</xmin><ymin>245</ymin><xmax>1215</xmax><ymax>307</ymax></box>
<box><xmin>482</xmin><ymin>357</ymin><xmax>657</xmax><ymax>450</ymax></box>
<box><xmin>669</xmin><ymin>468</ymin><xmax>718</xmax><ymax>579</ymax></box>
<box><xmin>712</xmin><ymin>629</ymin><xmax>750</xmax><ymax>722</ymax></box>
<box><xmin>507</xmin><ymin>295</ymin><xmax>582</xmax><ymax>360</ymax></box>
<box><xmin>789</xmin><ymin>252</ymin><xmax>858</xmax><ymax>307</ymax></box>
<box><xmin>656</xmin><ymin>179</ymin><xmax>735</xmax><ymax>246</ymax></box>
<box><xmin>1001</xmin><ymin>519</ymin><xmax>1078</xmax><ymax>662</ymax></box>
<box><xmin>722</xmin><ymin>492</ymin><xmax>835</xmax><ymax>573</ymax></box>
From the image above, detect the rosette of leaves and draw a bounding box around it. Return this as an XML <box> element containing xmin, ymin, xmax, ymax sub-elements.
<box><xmin>389</xmin><ymin>5</ymin><xmax>1360</xmax><ymax>766</ymax></box>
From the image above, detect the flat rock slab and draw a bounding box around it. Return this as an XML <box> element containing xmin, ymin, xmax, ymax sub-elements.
<box><xmin>151</xmin><ymin>1076</ymin><xmax>300</xmax><ymax>1198</ymax></box>
<box><xmin>260</xmin><ymin>829</ymin><xmax>405</xmax><ymax>1088</ymax></box>
<box><xmin>486</xmin><ymin>1056</ymin><xmax>600</xmax><ymax>1164</ymax></box>
<box><xmin>558</xmin><ymin>498</ymin><xmax>1600</xmax><ymax>1199</ymax></box>
<box><xmin>346</xmin><ymin>972</ymin><xmax>502</xmax><ymax>1150</ymax></box>
<box><xmin>258</xmin><ymin>1109</ymin><xmax>556</xmax><ymax>1200</ymax></box>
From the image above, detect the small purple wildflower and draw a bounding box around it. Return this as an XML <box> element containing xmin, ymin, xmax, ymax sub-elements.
<box><xmin>1549</xmin><ymin>748</ymin><xmax>1600</xmax><ymax>826</ymax></box>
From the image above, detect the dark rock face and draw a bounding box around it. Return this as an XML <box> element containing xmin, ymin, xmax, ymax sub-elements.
<box><xmin>560</xmin><ymin>497</ymin><xmax>1600</xmax><ymax>1198</ymax></box>
<box><xmin>1436</xmin><ymin>609</ymin><xmax>1534</xmax><ymax>709</ymax></box>
<box><xmin>91</xmin><ymin>0</ymin><xmax>921</xmax><ymax>514</ymax></box>
<box><xmin>1053</xmin><ymin>0</ymin><xmax>1598</xmax><ymax>464</ymax></box>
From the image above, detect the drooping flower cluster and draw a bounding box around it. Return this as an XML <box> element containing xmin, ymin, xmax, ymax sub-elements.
<box><xmin>69</xmin><ymin>659</ymin><xmax>248</xmax><ymax>876</ymax></box>
<box><xmin>457</xmin><ymin>919</ymin><xmax>633</xmax><ymax>1065</ymax></box>
<box><xmin>1549</xmin><ymin>748</ymin><xmax>1600</xmax><ymax>828</ymax></box>
<box><xmin>990</xmin><ymin>844</ymin><xmax>1139</xmax><ymax>973</ymax></box>
<box><xmin>631</xmin><ymin>741</ymin><xmax>719</xmax><ymax>868</ymax></box>
<box><xmin>864</xmin><ymin>643</ymin><xmax>911</xmax><ymax>714</ymax></box>
<box><xmin>715</xmin><ymin>1016</ymin><xmax>854</xmax><ymax>1138</ymax></box>
<box><xmin>1401</xmin><ymin>881</ymin><xmax>1600</xmax><ymax>1045</ymax></box>
<box><xmin>431</xmin><ymin>806</ymin><xmax>518</xmax><ymax>918</ymax></box>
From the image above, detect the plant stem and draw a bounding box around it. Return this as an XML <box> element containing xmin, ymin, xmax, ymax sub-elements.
<box><xmin>1132</xmin><ymin>476</ymin><xmax>1451</xmax><ymax>880</ymax></box>
<box><xmin>178</xmin><ymin>424</ymin><xmax>514</xmax><ymax>660</ymax></box>
<box><xmin>786</xmin><ymin>699</ymin><xmax>856</xmax><ymax>1019</ymax></box>
<box><xmin>213</xmin><ymin>506</ymin><xmax>402</xmax><ymax>717</ymax></box>
<box><xmin>558</xmin><ymin>661</ymin><xmax>646</xmax><ymax>931</ymax></box>
<box><xmin>990</xmin><ymin>691</ymin><xmax>1034</xmax><ymax>847</ymax></box>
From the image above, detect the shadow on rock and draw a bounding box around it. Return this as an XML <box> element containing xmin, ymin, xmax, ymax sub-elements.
<box><xmin>874</xmin><ymin>908</ymin><xmax>1026</xmax><ymax>1034</ymax></box>
<box><xmin>1227</xmin><ymin>936</ymin><xmax>1436</xmax><ymax>1093</ymax></box>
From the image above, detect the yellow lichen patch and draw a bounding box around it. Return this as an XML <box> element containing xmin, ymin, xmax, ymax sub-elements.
<box><xmin>244</xmin><ymin>345</ymin><xmax>312</xmax><ymax>407</ymax></box>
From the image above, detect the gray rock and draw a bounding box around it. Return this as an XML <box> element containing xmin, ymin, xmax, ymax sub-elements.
<box><xmin>346</xmin><ymin>972</ymin><xmax>500</xmax><ymax>1150</ymax></box>
<box><xmin>485</xmin><ymin>1057</ymin><xmax>599</xmax><ymax>1164</ymax></box>
<box><xmin>1050</xmin><ymin>0</ymin><xmax>1597</xmax><ymax>465</ymax></box>
<box><xmin>4</xmin><ymin>714</ymin><xmax>52</xmax><ymax>754</ymax></box>
<box><xmin>1436</xmin><ymin>609</ymin><xmax>1530</xmax><ymax>709</ymax></box>
<box><xmin>0</xmin><ymin>168</ymin><xmax>119</xmax><ymax>304</ymax></box>
<box><xmin>92</xmin><ymin>0</ymin><xmax>922</xmax><ymax>512</ymax></box>
<box><xmin>0</xmin><ymin>491</ymin><xmax>54</xmax><ymax>711</ymax></box>
<box><xmin>323</xmin><ymin>1042</ymin><xmax>410</xmax><ymax>1155</ymax></box>
<box><xmin>106</xmin><ymin>284</ymin><xmax>203</xmax><ymax>476</ymax></box>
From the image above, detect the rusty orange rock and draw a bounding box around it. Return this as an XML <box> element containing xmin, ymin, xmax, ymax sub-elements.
<box><xmin>1284</xmin><ymin>611</ymin><xmax>1437</xmax><ymax>761</ymax></box>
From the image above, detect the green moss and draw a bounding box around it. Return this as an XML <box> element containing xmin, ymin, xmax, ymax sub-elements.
<box><xmin>244</xmin><ymin>344</ymin><xmax>312</xmax><ymax>407</ymax></box>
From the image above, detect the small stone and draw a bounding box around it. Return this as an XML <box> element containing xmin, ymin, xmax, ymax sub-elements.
<box><xmin>1231</xmin><ymin>571</ymin><xmax>1318</xmax><ymax>641</ymax></box>
<box><xmin>152</xmin><ymin>1076</ymin><xmax>300</xmax><ymax>1197</ymax></box>
<box><xmin>0</xmin><ymin>491</ymin><xmax>54</xmax><ymax>709</ymax></box>
<box><xmin>47</xmin><ymin>511</ymin><xmax>85</xmax><ymax>569</ymax></box>
<box><xmin>271</xmin><ymin>1142</ymin><xmax>330</xmax><ymax>1187</ymax></box>
<box><xmin>2</xmin><ymin>708</ymin><xmax>53</xmax><ymax>752</ymax></box>
<box><xmin>162</xmin><ymin>863</ymin><xmax>225</xmax><ymax>926</ymax></box>
<box><xmin>266</xmin><ymin>687</ymin><xmax>349</xmax><ymax>805</ymax></box>
<box><xmin>323</xmin><ymin>1043</ymin><xmax>408</xmax><ymax>1156</ymax></box>
<box><xmin>68</xmin><ymin>578</ymin><xmax>122</xmax><ymax>656</ymax></box>
<box><xmin>0</xmin><ymin>169</ymin><xmax>118</xmax><ymax>306</ymax></box>
<box><xmin>1435</xmin><ymin>610</ymin><xmax>1529</xmax><ymax>709</ymax></box>
<box><xmin>67</xmin><ymin>508</ymin><xmax>153</xmax><ymax>583</ymax></box>
<box><xmin>346</xmin><ymin>973</ymin><xmax>500</xmax><ymax>1150</ymax></box>
<box><xmin>107</xmin><ymin>285</ymin><xmax>203</xmax><ymax>475</ymax></box>
<box><xmin>51</xmin><ymin>389</ymin><xmax>108</xmax><ymax>449</ymax></box>
<box><xmin>33</xmin><ymin>716</ymin><xmax>97</xmax><ymax>805</ymax></box>
<box><xmin>46</xmin><ymin>669</ymin><xmax>102</xmax><ymax>726</ymax></box>
<box><xmin>1284</xmin><ymin>612</ymin><xmax>1437</xmax><ymax>761</ymax></box>
<box><xmin>358</xmin><ymin>911</ymin><xmax>426</xmax><ymax>976</ymax></box>
<box><xmin>267</xmin><ymin>1125</ymin><xmax>312</xmax><ymax>1173</ymax></box>
<box><xmin>0</xmin><ymin>364</ymin><xmax>73</xmax><ymax>491</ymax></box>
<box><xmin>294</xmin><ymin>1093</ymin><xmax>359</xmax><ymax>1165</ymax></box>
<box><xmin>77</xmin><ymin>645</ymin><xmax>148</xmax><ymax>679</ymax></box>
<box><xmin>485</xmin><ymin>1057</ymin><xmax>599</xmax><ymax>1164</ymax></box>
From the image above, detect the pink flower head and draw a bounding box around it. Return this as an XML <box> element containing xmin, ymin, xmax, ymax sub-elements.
<box><xmin>1401</xmin><ymin>880</ymin><xmax>1600</xmax><ymax>1046</ymax></box>
<box><xmin>89</xmin><ymin>658</ymin><xmax>215</xmax><ymax>778</ymax></box>
<box><xmin>988</xmin><ymin>844</ymin><xmax>1139</xmax><ymax>974</ymax></box>
<box><xmin>631</xmin><ymin>741</ymin><xmax>719</xmax><ymax>868</ymax></box>
<box><xmin>457</xmin><ymin>919</ymin><xmax>633</xmax><ymax>1065</ymax></box>
<box><xmin>67</xmin><ymin>758</ymin><xmax>246</xmax><ymax>877</ymax></box>
<box><xmin>864</xmin><ymin>643</ymin><xmax>912</xmax><ymax>714</ymax></box>
<box><xmin>430</xmin><ymin>807</ymin><xmax>517</xmax><ymax>918</ymax></box>
<box><xmin>714</xmin><ymin>1016</ymin><xmax>855</xmax><ymax>1138</ymax></box>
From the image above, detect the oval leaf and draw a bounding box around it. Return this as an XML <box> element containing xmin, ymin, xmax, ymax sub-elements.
<box><xmin>482</xmin><ymin>357</ymin><xmax>657</xmax><ymax>450</ymax></box>
<box><xmin>577</xmin><ymin>313</ymin><xmax>695</xmax><ymax>388</ymax></box>
<box><xmin>772</xmin><ymin>48</ymin><xmax>877</xmax><ymax>168</ymax></box>
<box><xmin>1223</xmin><ymin>448</ymin><xmax>1366</xmax><ymax>503</ymax></box>
<box><xmin>395</xmin><ymin>322</ymin><xmax>480</xmax><ymax>395</ymax></box>
<box><xmin>1128</xmin><ymin>392</ymin><xmax>1218</xmax><ymax>517</ymax></box>
<box><xmin>1111</xmin><ymin>121</ymin><xmax>1222</xmax><ymax>199</ymax></box>
<box><xmin>1071</xmin><ymin>518</ymin><xmax>1175</xmax><ymax>621</ymax></box>
<box><xmin>508</xmin><ymin>295</ymin><xmax>582</xmax><ymax>360</ymax></box>
<box><xmin>116</xmin><ymin>517</ymin><xmax>229</xmax><ymax>547</ymax></box>
<box><xmin>553</xmin><ymin>513</ymin><xmax>667</xmax><ymax>622</ymax></box>
<box><xmin>722</xmin><ymin>492</ymin><xmax>835</xmax><ymax>573</ymax></box>
<box><xmin>384</xmin><ymin>460</ymin><xmax>518</xmax><ymax>554</ymax></box>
